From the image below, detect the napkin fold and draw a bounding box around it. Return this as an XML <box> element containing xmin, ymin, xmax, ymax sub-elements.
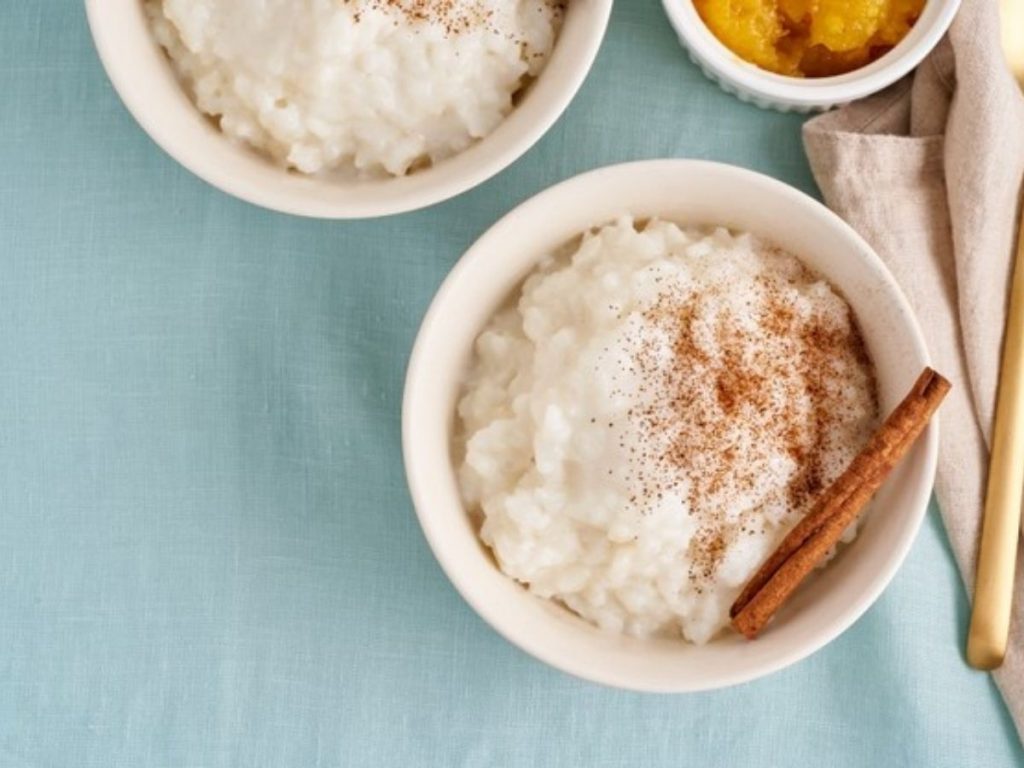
<box><xmin>803</xmin><ymin>0</ymin><xmax>1024</xmax><ymax>740</ymax></box>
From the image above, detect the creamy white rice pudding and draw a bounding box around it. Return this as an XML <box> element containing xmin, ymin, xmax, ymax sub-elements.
<box><xmin>457</xmin><ymin>218</ymin><xmax>879</xmax><ymax>644</ymax></box>
<box><xmin>146</xmin><ymin>0</ymin><xmax>564</xmax><ymax>176</ymax></box>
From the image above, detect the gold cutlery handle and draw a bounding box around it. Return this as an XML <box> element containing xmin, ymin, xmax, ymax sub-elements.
<box><xmin>968</xmin><ymin>201</ymin><xmax>1024</xmax><ymax>670</ymax></box>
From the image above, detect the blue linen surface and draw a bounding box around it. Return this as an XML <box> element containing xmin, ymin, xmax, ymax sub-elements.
<box><xmin>0</xmin><ymin>2</ymin><xmax>1021</xmax><ymax>766</ymax></box>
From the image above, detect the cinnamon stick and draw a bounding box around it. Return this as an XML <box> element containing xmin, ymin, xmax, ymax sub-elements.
<box><xmin>730</xmin><ymin>367</ymin><xmax>951</xmax><ymax>639</ymax></box>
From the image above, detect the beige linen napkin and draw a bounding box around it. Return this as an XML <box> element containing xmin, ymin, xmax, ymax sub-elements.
<box><xmin>803</xmin><ymin>0</ymin><xmax>1024</xmax><ymax>740</ymax></box>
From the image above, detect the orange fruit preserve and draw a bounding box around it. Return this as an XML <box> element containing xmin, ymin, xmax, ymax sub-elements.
<box><xmin>693</xmin><ymin>0</ymin><xmax>925</xmax><ymax>77</ymax></box>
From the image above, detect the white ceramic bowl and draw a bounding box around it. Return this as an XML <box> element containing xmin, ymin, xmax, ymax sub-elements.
<box><xmin>404</xmin><ymin>160</ymin><xmax>938</xmax><ymax>691</ymax></box>
<box><xmin>85</xmin><ymin>0</ymin><xmax>612</xmax><ymax>219</ymax></box>
<box><xmin>661</xmin><ymin>0</ymin><xmax>960</xmax><ymax>111</ymax></box>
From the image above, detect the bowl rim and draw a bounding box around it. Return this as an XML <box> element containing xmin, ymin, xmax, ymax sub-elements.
<box><xmin>660</xmin><ymin>0</ymin><xmax>962</xmax><ymax>108</ymax></box>
<box><xmin>84</xmin><ymin>0</ymin><xmax>614</xmax><ymax>219</ymax></box>
<box><xmin>402</xmin><ymin>159</ymin><xmax>939</xmax><ymax>691</ymax></box>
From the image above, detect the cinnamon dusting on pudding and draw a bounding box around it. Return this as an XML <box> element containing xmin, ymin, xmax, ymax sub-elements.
<box><xmin>347</xmin><ymin>0</ymin><xmax>566</xmax><ymax>39</ymax></box>
<box><xmin>619</xmin><ymin>244</ymin><xmax>877</xmax><ymax>589</ymax></box>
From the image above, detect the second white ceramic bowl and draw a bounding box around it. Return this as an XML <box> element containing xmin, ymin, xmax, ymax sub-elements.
<box><xmin>404</xmin><ymin>160</ymin><xmax>938</xmax><ymax>691</ymax></box>
<box><xmin>661</xmin><ymin>0</ymin><xmax>961</xmax><ymax>111</ymax></box>
<box><xmin>86</xmin><ymin>0</ymin><xmax>612</xmax><ymax>219</ymax></box>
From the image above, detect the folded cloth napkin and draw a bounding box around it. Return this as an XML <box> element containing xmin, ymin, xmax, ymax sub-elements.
<box><xmin>803</xmin><ymin>0</ymin><xmax>1024</xmax><ymax>741</ymax></box>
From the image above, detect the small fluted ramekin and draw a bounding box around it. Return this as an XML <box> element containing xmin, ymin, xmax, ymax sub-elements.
<box><xmin>661</xmin><ymin>0</ymin><xmax>961</xmax><ymax>112</ymax></box>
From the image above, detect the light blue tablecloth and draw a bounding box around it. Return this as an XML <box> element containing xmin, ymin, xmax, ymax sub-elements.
<box><xmin>1</xmin><ymin>2</ymin><xmax>1021</xmax><ymax>766</ymax></box>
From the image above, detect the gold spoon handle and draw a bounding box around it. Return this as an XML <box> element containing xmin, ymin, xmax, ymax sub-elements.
<box><xmin>968</xmin><ymin>200</ymin><xmax>1024</xmax><ymax>670</ymax></box>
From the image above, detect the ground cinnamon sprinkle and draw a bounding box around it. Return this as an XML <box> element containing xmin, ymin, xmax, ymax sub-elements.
<box><xmin>345</xmin><ymin>0</ymin><xmax>566</xmax><ymax>38</ymax></box>
<box><xmin>618</xmin><ymin>240</ymin><xmax>878</xmax><ymax>590</ymax></box>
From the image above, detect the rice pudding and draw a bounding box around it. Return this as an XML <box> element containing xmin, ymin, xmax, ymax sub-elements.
<box><xmin>457</xmin><ymin>218</ymin><xmax>879</xmax><ymax>644</ymax></box>
<box><xmin>145</xmin><ymin>0</ymin><xmax>564</xmax><ymax>176</ymax></box>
